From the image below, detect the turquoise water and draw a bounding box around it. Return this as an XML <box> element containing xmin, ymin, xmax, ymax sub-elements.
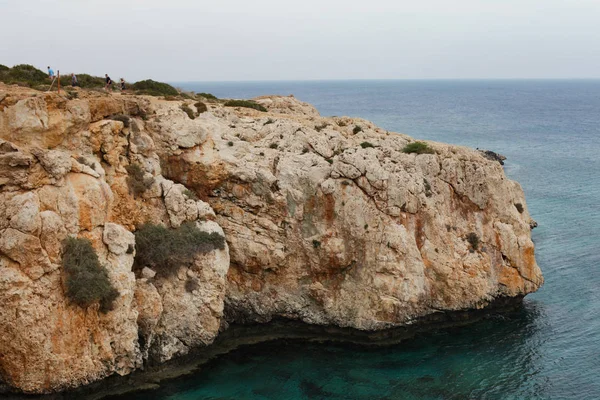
<box><xmin>137</xmin><ymin>80</ymin><xmax>600</xmax><ymax>399</ymax></box>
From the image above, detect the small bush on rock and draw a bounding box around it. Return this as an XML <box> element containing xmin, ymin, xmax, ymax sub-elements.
<box><xmin>62</xmin><ymin>237</ymin><xmax>119</xmax><ymax>313</ymax></box>
<box><xmin>360</xmin><ymin>142</ymin><xmax>374</xmax><ymax>148</ymax></box>
<box><xmin>224</xmin><ymin>100</ymin><xmax>267</xmax><ymax>112</ymax></box>
<box><xmin>466</xmin><ymin>232</ymin><xmax>480</xmax><ymax>252</ymax></box>
<box><xmin>134</xmin><ymin>222</ymin><xmax>226</xmax><ymax>276</ymax></box>
<box><xmin>181</xmin><ymin>104</ymin><xmax>196</xmax><ymax>120</ymax></box>
<box><xmin>353</xmin><ymin>125</ymin><xmax>363</xmax><ymax>134</ymax></box>
<box><xmin>515</xmin><ymin>203</ymin><xmax>524</xmax><ymax>213</ymax></box>
<box><xmin>195</xmin><ymin>101</ymin><xmax>208</xmax><ymax>114</ymax></box>
<box><xmin>125</xmin><ymin>163</ymin><xmax>154</xmax><ymax>196</ymax></box>
<box><xmin>402</xmin><ymin>142</ymin><xmax>435</xmax><ymax>155</ymax></box>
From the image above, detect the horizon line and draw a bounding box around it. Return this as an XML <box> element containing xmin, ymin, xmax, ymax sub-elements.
<box><xmin>170</xmin><ymin>77</ymin><xmax>600</xmax><ymax>84</ymax></box>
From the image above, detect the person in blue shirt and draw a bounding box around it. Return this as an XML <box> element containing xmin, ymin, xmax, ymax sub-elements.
<box><xmin>47</xmin><ymin>66</ymin><xmax>55</xmax><ymax>79</ymax></box>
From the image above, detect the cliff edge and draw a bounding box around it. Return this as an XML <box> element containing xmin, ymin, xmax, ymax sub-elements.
<box><xmin>0</xmin><ymin>84</ymin><xmax>542</xmax><ymax>394</ymax></box>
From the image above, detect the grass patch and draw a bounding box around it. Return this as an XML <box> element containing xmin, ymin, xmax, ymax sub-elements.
<box><xmin>224</xmin><ymin>100</ymin><xmax>267</xmax><ymax>112</ymax></box>
<box><xmin>360</xmin><ymin>142</ymin><xmax>374</xmax><ymax>148</ymax></box>
<box><xmin>132</xmin><ymin>79</ymin><xmax>179</xmax><ymax>97</ymax></box>
<box><xmin>312</xmin><ymin>240</ymin><xmax>321</xmax><ymax>249</ymax></box>
<box><xmin>125</xmin><ymin>163</ymin><xmax>154</xmax><ymax>196</ymax></box>
<box><xmin>269</xmin><ymin>143</ymin><xmax>278</xmax><ymax>149</ymax></box>
<box><xmin>353</xmin><ymin>125</ymin><xmax>363</xmax><ymax>134</ymax></box>
<box><xmin>62</xmin><ymin>237</ymin><xmax>119</xmax><ymax>313</ymax></box>
<box><xmin>264</xmin><ymin>118</ymin><xmax>275</xmax><ymax>126</ymax></box>
<box><xmin>134</xmin><ymin>222</ymin><xmax>226</xmax><ymax>276</ymax></box>
<box><xmin>402</xmin><ymin>142</ymin><xmax>435</xmax><ymax>155</ymax></box>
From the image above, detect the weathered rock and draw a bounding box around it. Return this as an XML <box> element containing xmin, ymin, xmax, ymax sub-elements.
<box><xmin>0</xmin><ymin>83</ymin><xmax>542</xmax><ymax>394</ymax></box>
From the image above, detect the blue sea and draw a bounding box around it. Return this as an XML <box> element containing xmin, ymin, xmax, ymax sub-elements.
<box><xmin>138</xmin><ymin>80</ymin><xmax>600</xmax><ymax>399</ymax></box>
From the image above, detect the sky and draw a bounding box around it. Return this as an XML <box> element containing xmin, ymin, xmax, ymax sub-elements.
<box><xmin>1</xmin><ymin>0</ymin><xmax>600</xmax><ymax>81</ymax></box>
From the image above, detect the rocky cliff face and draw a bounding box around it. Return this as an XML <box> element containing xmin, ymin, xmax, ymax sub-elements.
<box><xmin>0</xmin><ymin>84</ymin><xmax>542</xmax><ymax>394</ymax></box>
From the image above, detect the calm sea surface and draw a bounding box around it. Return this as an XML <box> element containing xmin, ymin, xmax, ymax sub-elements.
<box><xmin>138</xmin><ymin>80</ymin><xmax>600</xmax><ymax>399</ymax></box>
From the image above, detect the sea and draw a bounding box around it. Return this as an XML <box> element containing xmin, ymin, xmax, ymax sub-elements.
<box><xmin>127</xmin><ymin>80</ymin><xmax>600</xmax><ymax>400</ymax></box>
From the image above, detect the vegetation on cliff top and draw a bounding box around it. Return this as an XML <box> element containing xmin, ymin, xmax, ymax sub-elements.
<box><xmin>134</xmin><ymin>222</ymin><xmax>226</xmax><ymax>276</ymax></box>
<box><xmin>62</xmin><ymin>237</ymin><xmax>119</xmax><ymax>313</ymax></box>
<box><xmin>131</xmin><ymin>79</ymin><xmax>179</xmax><ymax>96</ymax></box>
<box><xmin>224</xmin><ymin>99</ymin><xmax>267</xmax><ymax>112</ymax></box>
<box><xmin>402</xmin><ymin>141</ymin><xmax>435</xmax><ymax>155</ymax></box>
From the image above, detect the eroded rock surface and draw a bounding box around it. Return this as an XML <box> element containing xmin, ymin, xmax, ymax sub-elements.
<box><xmin>0</xmin><ymin>83</ymin><xmax>542</xmax><ymax>394</ymax></box>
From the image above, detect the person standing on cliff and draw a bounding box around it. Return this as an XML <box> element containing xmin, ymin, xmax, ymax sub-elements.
<box><xmin>47</xmin><ymin>66</ymin><xmax>55</xmax><ymax>79</ymax></box>
<box><xmin>105</xmin><ymin>74</ymin><xmax>113</xmax><ymax>92</ymax></box>
<box><xmin>120</xmin><ymin>78</ymin><xmax>126</xmax><ymax>91</ymax></box>
<box><xmin>71</xmin><ymin>73</ymin><xmax>78</xmax><ymax>87</ymax></box>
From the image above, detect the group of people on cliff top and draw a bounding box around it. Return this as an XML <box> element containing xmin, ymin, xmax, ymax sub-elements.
<box><xmin>46</xmin><ymin>66</ymin><xmax>126</xmax><ymax>92</ymax></box>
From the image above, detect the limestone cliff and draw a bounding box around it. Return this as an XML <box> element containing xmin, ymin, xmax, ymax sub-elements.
<box><xmin>0</xmin><ymin>84</ymin><xmax>542</xmax><ymax>394</ymax></box>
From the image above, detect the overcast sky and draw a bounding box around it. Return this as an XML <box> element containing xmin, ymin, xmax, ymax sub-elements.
<box><xmin>2</xmin><ymin>0</ymin><xmax>600</xmax><ymax>81</ymax></box>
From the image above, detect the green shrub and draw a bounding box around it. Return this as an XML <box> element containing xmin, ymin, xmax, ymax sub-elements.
<box><xmin>312</xmin><ymin>239</ymin><xmax>321</xmax><ymax>249</ymax></box>
<box><xmin>196</xmin><ymin>92</ymin><xmax>218</xmax><ymax>100</ymax></box>
<box><xmin>402</xmin><ymin>142</ymin><xmax>435</xmax><ymax>155</ymax></box>
<box><xmin>0</xmin><ymin>64</ymin><xmax>47</xmax><ymax>87</ymax></box>
<box><xmin>195</xmin><ymin>101</ymin><xmax>208</xmax><ymax>114</ymax></box>
<box><xmin>337</xmin><ymin>120</ymin><xmax>347</xmax><ymax>127</ymax></box>
<box><xmin>181</xmin><ymin>104</ymin><xmax>196</xmax><ymax>119</ymax></box>
<box><xmin>325</xmin><ymin>158</ymin><xmax>333</xmax><ymax>164</ymax></box>
<box><xmin>269</xmin><ymin>143</ymin><xmax>278</xmax><ymax>149</ymax></box>
<box><xmin>74</xmin><ymin>74</ymin><xmax>106</xmax><ymax>88</ymax></box>
<box><xmin>466</xmin><ymin>232</ymin><xmax>480</xmax><ymax>252</ymax></box>
<box><xmin>302</xmin><ymin>148</ymin><xmax>309</xmax><ymax>154</ymax></box>
<box><xmin>134</xmin><ymin>222</ymin><xmax>226</xmax><ymax>276</ymax></box>
<box><xmin>0</xmin><ymin>64</ymin><xmax>9</xmax><ymax>72</ymax></box>
<box><xmin>132</xmin><ymin>79</ymin><xmax>179</xmax><ymax>96</ymax></box>
<box><xmin>224</xmin><ymin>100</ymin><xmax>267</xmax><ymax>112</ymax></box>
<box><xmin>360</xmin><ymin>142</ymin><xmax>374</xmax><ymax>148</ymax></box>
<box><xmin>110</xmin><ymin>114</ymin><xmax>130</xmax><ymax>128</ymax></box>
<box><xmin>515</xmin><ymin>203</ymin><xmax>524</xmax><ymax>213</ymax></box>
<box><xmin>62</xmin><ymin>237</ymin><xmax>119</xmax><ymax>313</ymax></box>
<box><xmin>228</xmin><ymin>141</ymin><xmax>234</xmax><ymax>146</ymax></box>
<box><xmin>264</xmin><ymin>118</ymin><xmax>275</xmax><ymax>125</ymax></box>
<box><xmin>125</xmin><ymin>164</ymin><xmax>154</xmax><ymax>196</ymax></box>
<box><xmin>353</xmin><ymin>125</ymin><xmax>363</xmax><ymax>134</ymax></box>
